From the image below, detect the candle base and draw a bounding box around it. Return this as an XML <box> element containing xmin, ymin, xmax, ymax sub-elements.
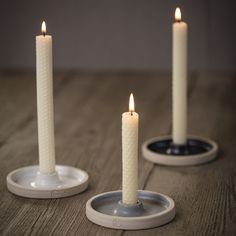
<box><xmin>86</xmin><ymin>190</ymin><xmax>175</xmax><ymax>230</ymax></box>
<box><xmin>6</xmin><ymin>165</ymin><xmax>89</xmax><ymax>198</ymax></box>
<box><xmin>142</xmin><ymin>135</ymin><xmax>218</xmax><ymax>166</ymax></box>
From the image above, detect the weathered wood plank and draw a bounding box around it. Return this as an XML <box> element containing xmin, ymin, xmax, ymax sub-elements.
<box><xmin>0</xmin><ymin>70</ymin><xmax>68</xmax><ymax>146</ymax></box>
<box><xmin>0</xmin><ymin>72</ymin><xmax>235</xmax><ymax>236</ymax></box>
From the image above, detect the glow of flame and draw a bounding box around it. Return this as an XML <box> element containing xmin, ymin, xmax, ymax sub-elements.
<box><xmin>175</xmin><ymin>7</ymin><xmax>181</xmax><ymax>21</ymax></box>
<box><xmin>41</xmin><ymin>21</ymin><xmax>46</xmax><ymax>35</ymax></box>
<box><xmin>129</xmin><ymin>93</ymin><xmax>135</xmax><ymax>113</ymax></box>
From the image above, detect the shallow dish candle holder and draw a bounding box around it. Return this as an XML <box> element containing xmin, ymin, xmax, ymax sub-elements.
<box><xmin>6</xmin><ymin>21</ymin><xmax>89</xmax><ymax>198</ymax></box>
<box><xmin>87</xmin><ymin>93</ymin><xmax>175</xmax><ymax>230</ymax></box>
<box><xmin>142</xmin><ymin>135</ymin><xmax>218</xmax><ymax>166</ymax></box>
<box><xmin>143</xmin><ymin>8</ymin><xmax>217</xmax><ymax>166</ymax></box>
<box><xmin>6</xmin><ymin>165</ymin><xmax>89</xmax><ymax>198</ymax></box>
<box><xmin>86</xmin><ymin>190</ymin><xmax>175</xmax><ymax>230</ymax></box>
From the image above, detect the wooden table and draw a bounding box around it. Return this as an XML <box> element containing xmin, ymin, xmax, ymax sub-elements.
<box><xmin>0</xmin><ymin>71</ymin><xmax>235</xmax><ymax>236</ymax></box>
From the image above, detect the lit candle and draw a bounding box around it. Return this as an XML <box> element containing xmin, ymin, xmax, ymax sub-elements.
<box><xmin>122</xmin><ymin>93</ymin><xmax>139</xmax><ymax>205</ymax></box>
<box><xmin>36</xmin><ymin>21</ymin><xmax>56</xmax><ymax>174</ymax></box>
<box><xmin>172</xmin><ymin>8</ymin><xmax>188</xmax><ymax>145</ymax></box>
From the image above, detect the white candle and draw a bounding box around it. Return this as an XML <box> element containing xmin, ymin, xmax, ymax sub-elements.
<box><xmin>172</xmin><ymin>8</ymin><xmax>188</xmax><ymax>145</ymax></box>
<box><xmin>36</xmin><ymin>21</ymin><xmax>56</xmax><ymax>174</ymax></box>
<box><xmin>122</xmin><ymin>93</ymin><xmax>139</xmax><ymax>205</ymax></box>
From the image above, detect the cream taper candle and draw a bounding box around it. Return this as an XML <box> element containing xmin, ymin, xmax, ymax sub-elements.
<box><xmin>36</xmin><ymin>21</ymin><xmax>56</xmax><ymax>174</ymax></box>
<box><xmin>122</xmin><ymin>93</ymin><xmax>139</xmax><ymax>205</ymax></box>
<box><xmin>172</xmin><ymin>8</ymin><xmax>188</xmax><ymax>145</ymax></box>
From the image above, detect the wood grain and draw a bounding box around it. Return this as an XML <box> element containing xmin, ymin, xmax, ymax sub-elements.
<box><xmin>0</xmin><ymin>71</ymin><xmax>235</xmax><ymax>236</ymax></box>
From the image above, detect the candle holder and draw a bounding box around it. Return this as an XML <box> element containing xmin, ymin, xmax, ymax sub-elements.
<box><xmin>7</xmin><ymin>165</ymin><xmax>88</xmax><ymax>198</ymax></box>
<box><xmin>86</xmin><ymin>190</ymin><xmax>175</xmax><ymax>230</ymax></box>
<box><xmin>142</xmin><ymin>135</ymin><xmax>218</xmax><ymax>166</ymax></box>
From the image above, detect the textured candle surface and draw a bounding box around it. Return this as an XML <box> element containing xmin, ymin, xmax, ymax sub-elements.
<box><xmin>36</xmin><ymin>35</ymin><xmax>55</xmax><ymax>174</ymax></box>
<box><xmin>172</xmin><ymin>21</ymin><xmax>188</xmax><ymax>145</ymax></box>
<box><xmin>122</xmin><ymin>112</ymin><xmax>139</xmax><ymax>204</ymax></box>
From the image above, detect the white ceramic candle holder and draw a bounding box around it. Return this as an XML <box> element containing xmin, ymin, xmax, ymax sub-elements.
<box><xmin>7</xmin><ymin>165</ymin><xmax>89</xmax><ymax>198</ymax></box>
<box><xmin>86</xmin><ymin>190</ymin><xmax>175</xmax><ymax>230</ymax></box>
<box><xmin>142</xmin><ymin>135</ymin><xmax>218</xmax><ymax>166</ymax></box>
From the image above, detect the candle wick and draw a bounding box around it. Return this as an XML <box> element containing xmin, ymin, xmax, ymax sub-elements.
<box><xmin>131</xmin><ymin>111</ymin><xmax>133</xmax><ymax>116</ymax></box>
<box><xmin>43</xmin><ymin>32</ymin><xmax>46</xmax><ymax>37</ymax></box>
<box><xmin>176</xmin><ymin>19</ymin><xmax>181</xmax><ymax>23</ymax></box>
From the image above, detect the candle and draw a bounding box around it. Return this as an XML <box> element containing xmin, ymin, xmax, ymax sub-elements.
<box><xmin>122</xmin><ymin>93</ymin><xmax>139</xmax><ymax>205</ymax></box>
<box><xmin>172</xmin><ymin>7</ymin><xmax>188</xmax><ymax>145</ymax></box>
<box><xmin>36</xmin><ymin>21</ymin><xmax>56</xmax><ymax>174</ymax></box>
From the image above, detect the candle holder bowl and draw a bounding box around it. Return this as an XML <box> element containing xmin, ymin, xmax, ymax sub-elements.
<box><xmin>6</xmin><ymin>165</ymin><xmax>89</xmax><ymax>198</ymax></box>
<box><xmin>142</xmin><ymin>135</ymin><xmax>218</xmax><ymax>166</ymax></box>
<box><xmin>86</xmin><ymin>190</ymin><xmax>175</xmax><ymax>230</ymax></box>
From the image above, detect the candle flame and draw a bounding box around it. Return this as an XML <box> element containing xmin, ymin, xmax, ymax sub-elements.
<box><xmin>175</xmin><ymin>7</ymin><xmax>181</xmax><ymax>21</ymax></box>
<box><xmin>129</xmin><ymin>93</ymin><xmax>135</xmax><ymax>114</ymax></box>
<box><xmin>41</xmin><ymin>21</ymin><xmax>46</xmax><ymax>35</ymax></box>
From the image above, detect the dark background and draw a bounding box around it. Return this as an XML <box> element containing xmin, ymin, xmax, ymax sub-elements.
<box><xmin>0</xmin><ymin>0</ymin><xmax>235</xmax><ymax>72</ymax></box>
